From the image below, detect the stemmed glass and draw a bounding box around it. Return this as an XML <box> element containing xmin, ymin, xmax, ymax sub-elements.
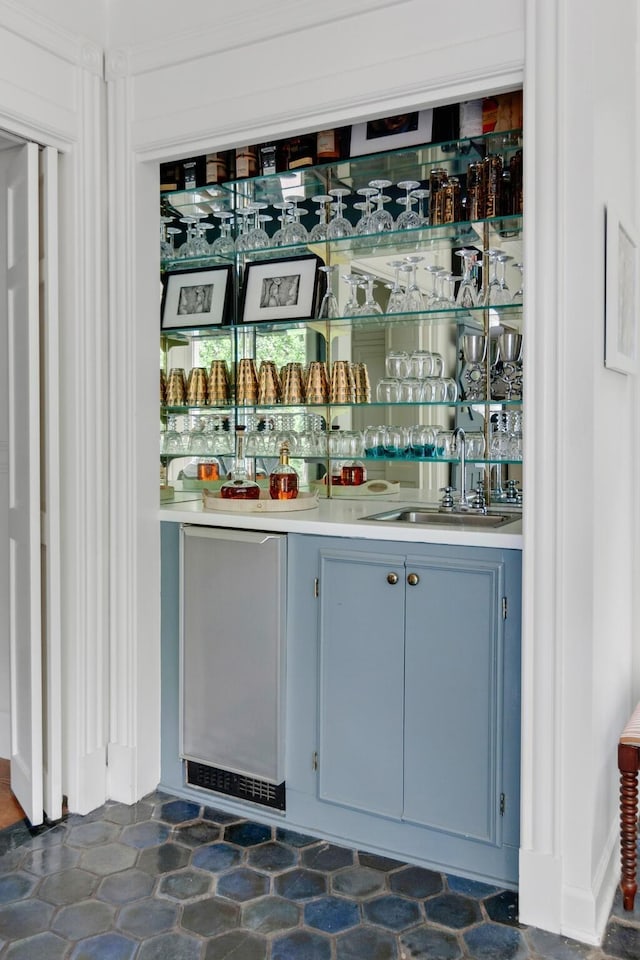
<box><xmin>424</xmin><ymin>264</ymin><xmax>445</xmax><ymax>306</ymax></box>
<box><xmin>356</xmin><ymin>275</ymin><xmax>383</xmax><ymax>316</ymax></box>
<box><xmin>455</xmin><ymin>248</ymin><xmax>479</xmax><ymax>307</ymax></box>
<box><xmin>385</xmin><ymin>260</ymin><xmax>406</xmax><ymax>313</ymax></box>
<box><xmin>281</xmin><ymin>196</ymin><xmax>309</xmax><ymax>245</ymax></box>
<box><xmin>395</xmin><ymin>180</ymin><xmax>422</xmax><ymax>229</ymax></box>
<box><xmin>513</xmin><ymin>262</ymin><xmax>524</xmax><ymax>302</ymax></box>
<box><xmin>326</xmin><ymin>188</ymin><xmax>353</xmax><ymax>238</ymax></box>
<box><xmin>234</xmin><ymin>208</ymin><xmax>253</xmax><ymax>252</ymax></box>
<box><xmin>411</xmin><ymin>188</ymin><xmax>430</xmax><ymax>225</ymax></box>
<box><xmin>482</xmin><ymin>249</ymin><xmax>504</xmax><ymax>305</ymax></box>
<box><xmin>210</xmin><ymin>212</ymin><xmax>235</xmax><ymax>257</ymax></box>
<box><xmin>317</xmin><ymin>265</ymin><xmax>340</xmax><ymax>318</ymax></box>
<box><xmin>369</xmin><ymin>180</ymin><xmax>394</xmax><ymax>232</ymax></box>
<box><xmin>341</xmin><ymin>274</ymin><xmax>362</xmax><ymax>316</ymax></box>
<box><xmin>244</xmin><ymin>204</ymin><xmax>270</xmax><ymax>250</ymax></box>
<box><xmin>355</xmin><ymin>188</ymin><xmax>378</xmax><ymax>234</ymax></box>
<box><xmin>271</xmin><ymin>202</ymin><xmax>291</xmax><ymax>246</ymax></box>
<box><xmin>160</xmin><ymin>216</ymin><xmax>174</xmax><ymax>258</ymax></box>
<box><xmin>495</xmin><ymin>252</ymin><xmax>512</xmax><ymax>302</ymax></box>
<box><xmin>402</xmin><ymin>255</ymin><xmax>425</xmax><ymax>312</ymax></box>
<box><xmin>178</xmin><ymin>216</ymin><xmax>197</xmax><ymax>257</ymax></box>
<box><xmin>164</xmin><ymin>225</ymin><xmax>182</xmax><ymax>260</ymax></box>
<box><xmin>309</xmin><ymin>195</ymin><xmax>332</xmax><ymax>241</ymax></box>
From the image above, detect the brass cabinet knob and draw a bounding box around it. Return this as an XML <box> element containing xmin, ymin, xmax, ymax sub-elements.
<box><xmin>386</xmin><ymin>572</ymin><xmax>399</xmax><ymax>585</ymax></box>
<box><xmin>407</xmin><ymin>573</ymin><xmax>420</xmax><ymax>586</ymax></box>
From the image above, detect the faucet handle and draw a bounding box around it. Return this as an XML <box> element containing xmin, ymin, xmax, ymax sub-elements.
<box><xmin>439</xmin><ymin>485</ymin><xmax>455</xmax><ymax>510</ymax></box>
<box><xmin>505</xmin><ymin>479</ymin><xmax>522</xmax><ymax>504</ymax></box>
<box><xmin>470</xmin><ymin>483</ymin><xmax>487</xmax><ymax>512</ymax></box>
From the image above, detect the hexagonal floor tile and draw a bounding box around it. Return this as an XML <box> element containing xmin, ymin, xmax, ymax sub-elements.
<box><xmin>202</xmin><ymin>806</ymin><xmax>243</xmax><ymax>826</ymax></box>
<box><xmin>224</xmin><ymin>822</ymin><xmax>272</xmax><ymax>847</ymax></box>
<box><xmin>301</xmin><ymin>843</ymin><xmax>354</xmax><ymax>872</ymax></box>
<box><xmin>424</xmin><ymin>892</ymin><xmax>482</xmax><ymax>929</ymax></box>
<box><xmin>332</xmin><ymin>865</ymin><xmax>386</xmax><ymax>898</ymax></box>
<box><xmin>173</xmin><ymin>821</ymin><xmax>221</xmax><ymax>848</ymax></box>
<box><xmin>181</xmin><ymin>895</ymin><xmax>240</xmax><ymax>937</ymax></box>
<box><xmin>358</xmin><ymin>851</ymin><xmax>405</xmax><ymax>872</ymax></box>
<box><xmin>158</xmin><ymin>868</ymin><xmax>211</xmax><ymax>900</ymax></box>
<box><xmin>96</xmin><ymin>868</ymin><xmax>155</xmax><ymax>904</ymax></box>
<box><xmin>399</xmin><ymin>924</ymin><xmax>463</xmax><ymax>960</ymax></box>
<box><xmin>117</xmin><ymin>897</ymin><xmax>177</xmax><ymax>938</ymax></box>
<box><xmin>39</xmin><ymin>868</ymin><xmax>98</xmax><ymax>905</ymax></box>
<box><xmin>191</xmin><ymin>842</ymin><xmax>242</xmax><ymax>874</ymax></box>
<box><xmin>247</xmin><ymin>841</ymin><xmax>296</xmax><ymax>873</ymax></box>
<box><xmin>157</xmin><ymin>799</ymin><xmax>201</xmax><ymax>824</ymax></box>
<box><xmin>389</xmin><ymin>865</ymin><xmax>443</xmax><ymax>899</ymax></box>
<box><xmin>204</xmin><ymin>930</ymin><xmax>268</xmax><ymax>960</ymax></box>
<box><xmin>67</xmin><ymin>821</ymin><xmax>120</xmax><ymax>848</ymax></box>
<box><xmin>0</xmin><ymin>873</ymin><xmax>37</xmax><ymax>905</ymax></box>
<box><xmin>23</xmin><ymin>845</ymin><xmax>79</xmax><ymax>876</ymax></box>
<box><xmin>304</xmin><ymin>894</ymin><xmax>360</xmax><ymax>933</ymax></box>
<box><xmin>69</xmin><ymin>931</ymin><xmax>138</xmax><ymax>960</ymax></box>
<box><xmin>274</xmin><ymin>867</ymin><xmax>327</xmax><ymax>901</ymax></box>
<box><xmin>119</xmin><ymin>821</ymin><xmax>170</xmax><ymax>850</ymax></box>
<box><xmin>217</xmin><ymin>867</ymin><xmax>269</xmax><ymax>902</ymax></box>
<box><xmin>137</xmin><ymin>842</ymin><xmax>189</xmax><ymax>875</ymax></box>
<box><xmin>4</xmin><ymin>931</ymin><xmax>69</xmax><ymax>960</ymax></box>
<box><xmin>137</xmin><ymin>931</ymin><xmax>203</xmax><ymax>960</ymax></box>
<box><xmin>484</xmin><ymin>889</ymin><xmax>521</xmax><ymax>926</ymax></box>
<box><xmin>242</xmin><ymin>895</ymin><xmax>300</xmax><ymax>934</ymax></box>
<box><xmin>275</xmin><ymin>827</ymin><xmax>318</xmax><ymax>847</ymax></box>
<box><xmin>463</xmin><ymin>922</ymin><xmax>530</xmax><ymax>960</ymax></box>
<box><xmin>336</xmin><ymin>925</ymin><xmax>398</xmax><ymax>960</ymax></box>
<box><xmin>102</xmin><ymin>801</ymin><xmax>154</xmax><ymax>826</ymax></box>
<box><xmin>0</xmin><ymin>899</ymin><xmax>55</xmax><ymax>939</ymax></box>
<box><xmin>271</xmin><ymin>928</ymin><xmax>331</xmax><ymax>960</ymax></box>
<box><xmin>363</xmin><ymin>893</ymin><xmax>422</xmax><ymax>930</ymax></box>
<box><xmin>527</xmin><ymin>926</ymin><xmax>594</xmax><ymax>960</ymax></box>
<box><xmin>51</xmin><ymin>899</ymin><xmax>115</xmax><ymax>940</ymax></box>
<box><xmin>445</xmin><ymin>874</ymin><xmax>501</xmax><ymax>899</ymax></box>
<box><xmin>79</xmin><ymin>843</ymin><xmax>137</xmax><ymax>876</ymax></box>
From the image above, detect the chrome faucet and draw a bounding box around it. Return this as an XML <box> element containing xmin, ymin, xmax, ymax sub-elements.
<box><xmin>452</xmin><ymin>427</ymin><xmax>470</xmax><ymax>510</ymax></box>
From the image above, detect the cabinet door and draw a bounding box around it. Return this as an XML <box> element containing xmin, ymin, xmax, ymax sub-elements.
<box><xmin>318</xmin><ymin>547</ymin><xmax>405</xmax><ymax>819</ymax></box>
<box><xmin>403</xmin><ymin>552</ymin><xmax>504</xmax><ymax>845</ymax></box>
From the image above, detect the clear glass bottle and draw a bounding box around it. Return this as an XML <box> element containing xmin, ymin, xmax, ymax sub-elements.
<box><xmin>269</xmin><ymin>442</ymin><xmax>299</xmax><ymax>500</ymax></box>
<box><xmin>341</xmin><ymin>460</ymin><xmax>367</xmax><ymax>486</ymax></box>
<box><xmin>220</xmin><ymin>426</ymin><xmax>261</xmax><ymax>500</ymax></box>
<box><xmin>196</xmin><ymin>457</ymin><xmax>221</xmax><ymax>481</ymax></box>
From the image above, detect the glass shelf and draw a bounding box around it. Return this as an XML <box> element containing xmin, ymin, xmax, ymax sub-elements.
<box><xmin>161</xmin><ymin>399</ymin><xmax>523</xmax><ymax>415</ymax></box>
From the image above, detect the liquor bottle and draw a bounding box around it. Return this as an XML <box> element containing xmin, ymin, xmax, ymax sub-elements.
<box><xmin>341</xmin><ymin>460</ymin><xmax>367</xmax><ymax>486</ymax></box>
<box><xmin>286</xmin><ymin>135</ymin><xmax>316</xmax><ymax>170</ymax></box>
<box><xmin>269</xmin><ymin>443</ymin><xmax>299</xmax><ymax>500</ymax></box>
<box><xmin>316</xmin><ymin>128</ymin><xmax>341</xmax><ymax>162</ymax></box>
<box><xmin>235</xmin><ymin>146</ymin><xmax>258</xmax><ymax>179</ymax></box>
<box><xmin>220</xmin><ymin>426</ymin><xmax>261</xmax><ymax>500</ymax></box>
<box><xmin>196</xmin><ymin>458</ymin><xmax>221</xmax><ymax>482</ymax></box>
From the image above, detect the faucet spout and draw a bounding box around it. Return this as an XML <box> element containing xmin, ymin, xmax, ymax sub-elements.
<box><xmin>452</xmin><ymin>427</ymin><xmax>469</xmax><ymax>509</ymax></box>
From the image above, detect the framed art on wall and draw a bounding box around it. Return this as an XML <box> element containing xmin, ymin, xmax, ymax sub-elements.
<box><xmin>161</xmin><ymin>264</ymin><xmax>233</xmax><ymax>330</ymax></box>
<box><xmin>349</xmin><ymin>110</ymin><xmax>434</xmax><ymax>157</ymax></box>
<box><xmin>241</xmin><ymin>255</ymin><xmax>323</xmax><ymax>324</ymax></box>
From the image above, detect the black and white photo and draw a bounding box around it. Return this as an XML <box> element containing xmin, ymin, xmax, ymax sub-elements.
<box><xmin>241</xmin><ymin>255</ymin><xmax>322</xmax><ymax>323</ymax></box>
<box><xmin>161</xmin><ymin>265</ymin><xmax>233</xmax><ymax>330</ymax></box>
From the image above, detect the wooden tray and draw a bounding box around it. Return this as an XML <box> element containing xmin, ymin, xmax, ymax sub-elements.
<box><xmin>202</xmin><ymin>490</ymin><xmax>319</xmax><ymax>513</ymax></box>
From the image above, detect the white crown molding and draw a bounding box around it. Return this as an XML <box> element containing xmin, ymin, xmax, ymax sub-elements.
<box><xmin>0</xmin><ymin>0</ymin><xmax>103</xmax><ymax>73</ymax></box>
<box><xmin>107</xmin><ymin>0</ymin><xmax>412</xmax><ymax>79</ymax></box>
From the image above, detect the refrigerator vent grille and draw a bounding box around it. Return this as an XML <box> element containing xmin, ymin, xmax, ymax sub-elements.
<box><xmin>186</xmin><ymin>760</ymin><xmax>286</xmax><ymax>811</ymax></box>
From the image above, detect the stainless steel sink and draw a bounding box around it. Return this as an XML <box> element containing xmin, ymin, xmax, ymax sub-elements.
<box><xmin>361</xmin><ymin>507</ymin><xmax>521</xmax><ymax>528</ymax></box>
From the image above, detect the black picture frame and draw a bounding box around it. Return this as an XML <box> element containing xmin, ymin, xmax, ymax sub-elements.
<box><xmin>240</xmin><ymin>254</ymin><xmax>323</xmax><ymax>324</ymax></box>
<box><xmin>161</xmin><ymin>264</ymin><xmax>233</xmax><ymax>330</ymax></box>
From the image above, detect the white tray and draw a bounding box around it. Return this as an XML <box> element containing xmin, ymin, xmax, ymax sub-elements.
<box><xmin>310</xmin><ymin>479</ymin><xmax>400</xmax><ymax>498</ymax></box>
<box><xmin>202</xmin><ymin>490</ymin><xmax>319</xmax><ymax>513</ymax></box>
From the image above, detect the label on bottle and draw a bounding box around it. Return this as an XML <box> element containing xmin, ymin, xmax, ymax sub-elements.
<box><xmin>459</xmin><ymin>100</ymin><xmax>484</xmax><ymax>138</ymax></box>
<box><xmin>316</xmin><ymin>129</ymin><xmax>340</xmax><ymax>160</ymax></box>
<box><xmin>260</xmin><ymin>144</ymin><xmax>277</xmax><ymax>176</ymax></box>
<box><xmin>205</xmin><ymin>152</ymin><xmax>229</xmax><ymax>184</ymax></box>
<box><xmin>235</xmin><ymin>147</ymin><xmax>258</xmax><ymax>179</ymax></box>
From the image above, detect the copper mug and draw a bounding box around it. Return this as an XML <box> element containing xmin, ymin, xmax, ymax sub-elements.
<box><xmin>258</xmin><ymin>360</ymin><xmax>281</xmax><ymax>405</ymax></box>
<box><xmin>306</xmin><ymin>361</ymin><xmax>329</xmax><ymax>404</ymax></box>
<box><xmin>208</xmin><ymin>360</ymin><xmax>230</xmax><ymax>404</ymax></box>
<box><xmin>281</xmin><ymin>362</ymin><xmax>306</xmax><ymax>404</ymax></box>
<box><xmin>330</xmin><ymin>360</ymin><xmax>355</xmax><ymax>403</ymax></box>
<box><xmin>236</xmin><ymin>358</ymin><xmax>258</xmax><ymax>404</ymax></box>
<box><xmin>166</xmin><ymin>367</ymin><xmax>187</xmax><ymax>405</ymax></box>
<box><xmin>351</xmin><ymin>362</ymin><xmax>371</xmax><ymax>403</ymax></box>
<box><xmin>186</xmin><ymin>367</ymin><xmax>209</xmax><ymax>406</ymax></box>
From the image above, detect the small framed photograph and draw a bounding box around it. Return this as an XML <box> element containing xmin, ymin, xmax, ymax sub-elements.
<box><xmin>349</xmin><ymin>109</ymin><xmax>434</xmax><ymax>157</ymax></box>
<box><xmin>241</xmin><ymin>255</ymin><xmax>323</xmax><ymax>324</ymax></box>
<box><xmin>161</xmin><ymin>264</ymin><xmax>233</xmax><ymax>330</ymax></box>
<box><xmin>605</xmin><ymin>206</ymin><xmax>638</xmax><ymax>375</ymax></box>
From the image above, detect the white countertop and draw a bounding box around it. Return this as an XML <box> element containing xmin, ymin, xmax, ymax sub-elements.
<box><xmin>159</xmin><ymin>492</ymin><xmax>523</xmax><ymax>550</ymax></box>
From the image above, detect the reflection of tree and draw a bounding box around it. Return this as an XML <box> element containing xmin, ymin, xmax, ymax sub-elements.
<box><xmin>194</xmin><ymin>329</ymin><xmax>307</xmax><ymax>371</ymax></box>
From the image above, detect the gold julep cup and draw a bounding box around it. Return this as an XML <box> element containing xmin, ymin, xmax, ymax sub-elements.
<box><xmin>352</xmin><ymin>362</ymin><xmax>371</xmax><ymax>403</ymax></box>
<box><xmin>208</xmin><ymin>360</ymin><xmax>230</xmax><ymax>404</ymax></box>
<box><xmin>258</xmin><ymin>360</ymin><xmax>281</xmax><ymax>405</ymax></box>
<box><xmin>330</xmin><ymin>360</ymin><xmax>355</xmax><ymax>403</ymax></box>
<box><xmin>236</xmin><ymin>358</ymin><xmax>258</xmax><ymax>404</ymax></box>
<box><xmin>306</xmin><ymin>361</ymin><xmax>329</xmax><ymax>404</ymax></box>
<box><xmin>160</xmin><ymin>369</ymin><xmax>167</xmax><ymax>406</ymax></box>
<box><xmin>166</xmin><ymin>367</ymin><xmax>187</xmax><ymax>405</ymax></box>
<box><xmin>186</xmin><ymin>367</ymin><xmax>209</xmax><ymax>406</ymax></box>
<box><xmin>281</xmin><ymin>362</ymin><xmax>306</xmax><ymax>404</ymax></box>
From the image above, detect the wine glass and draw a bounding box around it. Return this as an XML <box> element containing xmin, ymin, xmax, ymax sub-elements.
<box><xmin>495</xmin><ymin>252</ymin><xmax>512</xmax><ymax>302</ymax></box>
<box><xmin>402</xmin><ymin>256</ymin><xmax>424</xmax><ymax>312</ymax></box>
<box><xmin>178</xmin><ymin>216</ymin><xmax>197</xmax><ymax>257</ymax></box>
<box><xmin>326</xmin><ymin>188</ymin><xmax>353</xmax><ymax>238</ymax></box>
<box><xmin>424</xmin><ymin>264</ymin><xmax>445</xmax><ymax>305</ymax></box>
<box><xmin>160</xmin><ymin>216</ymin><xmax>174</xmax><ymax>258</ymax></box>
<box><xmin>395</xmin><ymin>180</ymin><xmax>422</xmax><ymax>229</ymax></box>
<box><xmin>455</xmin><ymin>248</ymin><xmax>479</xmax><ymax>307</ymax></box>
<box><xmin>356</xmin><ymin>275</ymin><xmax>383</xmax><ymax>316</ymax></box>
<box><xmin>309</xmin><ymin>195</ymin><xmax>332</xmax><ymax>241</ymax></box>
<box><xmin>317</xmin><ymin>265</ymin><xmax>339</xmax><ymax>318</ymax></box>
<box><xmin>271</xmin><ymin>202</ymin><xmax>291</xmax><ymax>246</ymax></box>
<box><xmin>165</xmin><ymin>226</ymin><xmax>182</xmax><ymax>260</ymax></box>
<box><xmin>513</xmin><ymin>262</ymin><xmax>524</xmax><ymax>302</ymax></box>
<box><xmin>385</xmin><ymin>260</ymin><xmax>406</xmax><ymax>313</ymax></box>
<box><xmin>368</xmin><ymin>180</ymin><xmax>394</xmax><ymax>232</ymax></box>
<box><xmin>411</xmin><ymin>187</ymin><xmax>430</xmax><ymax>225</ymax></box>
<box><xmin>281</xmin><ymin>196</ymin><xmax>308</xmax><ymax>244</ymax></box>
<box><xmin>482</xmin><ymin>249</ymin><xmax>502</xmax><ymax>305</ymax></box>
<box><xmin>341</xmin><ymin>274</ymin><xmax>361</xmax><ymax>316</ymax></box>
<box><xmin>210</xmin><ymin>212</ymin><xmax>235</xmax><ymax>257</ymax></box>
<box><xmin>244</xmin><ymin>204</ymin><xmax>270</xmax><ymax>249</ymax></box>
<box><xmin>355</xmin><ymin>187</ymin><xmax>378</xmax><ymax>234</ymax></box>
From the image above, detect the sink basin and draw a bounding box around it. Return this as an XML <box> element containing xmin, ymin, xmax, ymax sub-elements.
<box><xmin>361</xmin><ymin>507</ymin><xmax>521</xmax><ymax>528</ymax></box>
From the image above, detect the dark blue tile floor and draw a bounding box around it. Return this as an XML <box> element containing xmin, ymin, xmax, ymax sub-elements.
<box><xmin>0</xmin><ymin>790</ymin><xmax>638</xmax><ymax>958</ymax></box>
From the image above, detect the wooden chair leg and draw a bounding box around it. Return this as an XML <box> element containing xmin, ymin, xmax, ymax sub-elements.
<box><xmin>618</xmin><ymin>743</ymin><xmax>639</xmax><ymax>911</ymax></box>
